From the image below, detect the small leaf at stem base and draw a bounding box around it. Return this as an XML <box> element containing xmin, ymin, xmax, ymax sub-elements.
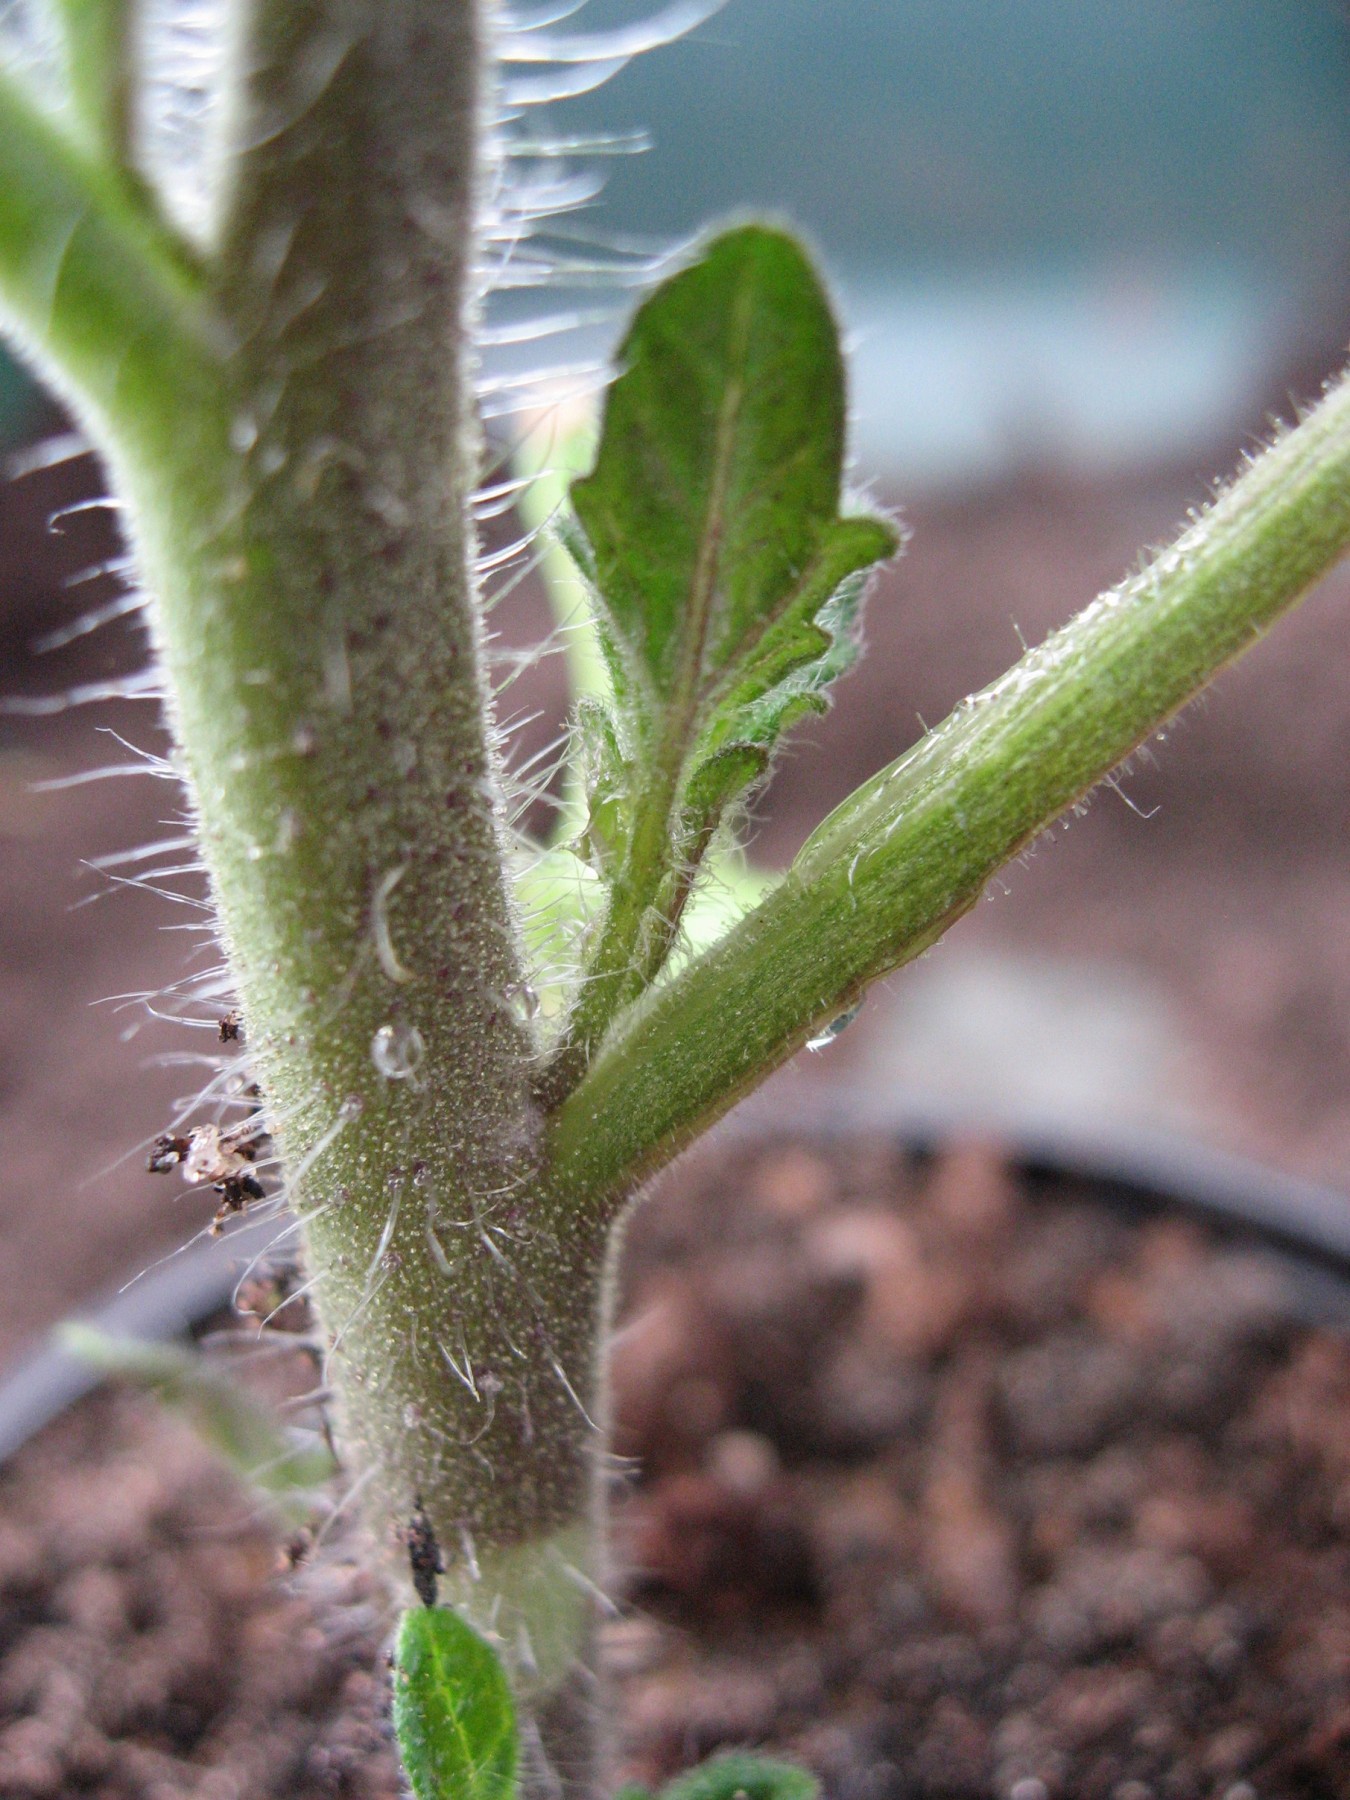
<box><xmin>393</xmin><ymin>1607</ymin><xmax>518</xmax><ymax>1800</ymax></box>
<box><xmin>659</xmin><ymin>1752</ymin><xmax>820</xmax><ymax>1800</ymax></box>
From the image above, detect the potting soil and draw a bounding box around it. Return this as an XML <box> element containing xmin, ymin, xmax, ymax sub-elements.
<box><xmin>1</xmin><ymin>1138</ymin><xmax>1350</xmax><ymax>1798</ymax></box>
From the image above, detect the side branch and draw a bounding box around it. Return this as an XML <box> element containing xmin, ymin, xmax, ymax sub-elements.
<box><xmin>0</xmin><ymin>68</ymin><xmax>214</xmax><ymax>466</ymax></box>
<box><xmin>55</xmin><ymin>0</ymin><xmax>134</xmax><ymax>166</ymax></box>
<box><xmin>547</xmin><ymin>368</ymin><xmax>1350</xmax><ymax>1207</ymax></box>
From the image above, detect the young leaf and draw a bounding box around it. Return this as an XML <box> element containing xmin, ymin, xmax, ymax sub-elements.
<box><xmin>552</xmin><ymin>224</ymin><xmax>897</xmax><ymax>1081</ymax></box>
<box><xmin>392</xmin><ymin>1606</ymin><xmax>518</xmax><ymax>1800</ymax></box>
<box><xmin>681</xmin><ymin>743</ymin><xmax>770</xmax><ymax>829</ymax></box>
<box><xmin>660</xmin><ymin>1753</ymin><xmax>819</xmax><ymax>1800</ymax></box>
<box><xmin>571</xmin><ymin>226</ymin><xmax>893</xmax><ymax>733</ymax></box>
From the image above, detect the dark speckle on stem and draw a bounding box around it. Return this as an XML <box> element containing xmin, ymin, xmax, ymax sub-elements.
<box><xmin>406</xmin><ymin>1499</ymin><xmax>443</xmax><ymax>1608</ymax></box>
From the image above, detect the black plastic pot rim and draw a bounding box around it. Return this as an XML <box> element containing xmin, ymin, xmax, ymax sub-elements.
<box><xmin>720</xmin><ymin>1087</ymin><xmax>1350</xmax><ymax>1272</ymax></box>
<box><xmin>3</xmin><ymin>1088</ymin><xmax>1350</xmax><ymax>1466</ymax></box>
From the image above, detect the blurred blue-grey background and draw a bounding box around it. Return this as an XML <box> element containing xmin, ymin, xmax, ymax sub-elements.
<box><xmin>0</xmin><ymin>348</ymin><xmax>37</xmax><ymax>456</ymax></box>
<box><xmin>7</xmin><ymin>0</ymin><xmax>1350</xmax><ymax>479</ymax></box>
<box><xmin>489</xmin><ymin>0</ymin><xmax>1350</xmax><ymax>484</ymax></box>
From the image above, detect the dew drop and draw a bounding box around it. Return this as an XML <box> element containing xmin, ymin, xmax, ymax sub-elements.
<box><xmin>339</xmin><ymin>1093</ymin><xmax>365</xmax><ymax>1121</ymax></box>
<box><xmin>372</xmin><ymin>1020</ymin><xmax>425</xmax><ymax>1080</ymax></box>
<box><xmin>291</xmin><ymin>722</ymin><xmax>317</xmax><ymax>756</ymax></box>
<box><xmin>806</xmin><ymin>1001</ymin><xmax>862</xmax><ymax>1053</ymax></box>
<box><xmin>230</xmin><ymin>411</ymin><xmax>259</xmax><ymax>453</ymax></box>
<box><xmin>505</xmin><ymin>982</ymin><xmax>540</xmax><ymax>1024</ymax></box>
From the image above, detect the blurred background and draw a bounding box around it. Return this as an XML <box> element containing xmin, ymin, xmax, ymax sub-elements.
<box><xmin>4</xmin><ymin>0</ymin><xmax>1350</xmax><ymax>1356</ymax></box>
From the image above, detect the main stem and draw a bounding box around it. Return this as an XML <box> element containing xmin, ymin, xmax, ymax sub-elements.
<box><xmin>86</xmin><ymin>3</ymin><xmax>609</xmax><ymax>1790</ymax></box>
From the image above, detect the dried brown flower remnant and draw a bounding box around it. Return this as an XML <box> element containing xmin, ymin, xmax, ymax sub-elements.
<box><xmin>146</xmin><ymin>1120</ymin><xmax>270</xmax><ymax>1232</ymax></box>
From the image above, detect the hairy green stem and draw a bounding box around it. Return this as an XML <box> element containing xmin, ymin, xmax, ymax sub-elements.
<box><xmin>550</xmin><ymin>368</ymin><xmax>1350</xmax><ymax>1208</ymax></box>
<box><xmin>175</xmin><ymin>12</ymin><xmax>613</xmax><ymax>1783</ymax></box>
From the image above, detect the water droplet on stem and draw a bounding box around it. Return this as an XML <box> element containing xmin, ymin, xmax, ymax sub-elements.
<box><xmin>505</xmin><ymin>982</ymin><xmax>540</xmax><ymax>1024</ymax></box>
<box><xmin>806</xmin><ymin>1001</ymin><xmax>862</xmax><ymax>1053</ymax></box>
<box><xmin>372</xmin><ymin>1021</ymin><xmax>425</xmax><ymax>1080</ymax></box>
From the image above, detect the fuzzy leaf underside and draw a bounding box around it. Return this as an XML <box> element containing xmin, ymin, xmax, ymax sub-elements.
<box><xmin>701</xmin><ymin>522</ymin><xmax>891</xmax><ymax>751</ymax></box>
<box><xmin>393</xmin><ymin>1608</ymin><xmax>517</xmax><ymax>1800</ymax></box>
